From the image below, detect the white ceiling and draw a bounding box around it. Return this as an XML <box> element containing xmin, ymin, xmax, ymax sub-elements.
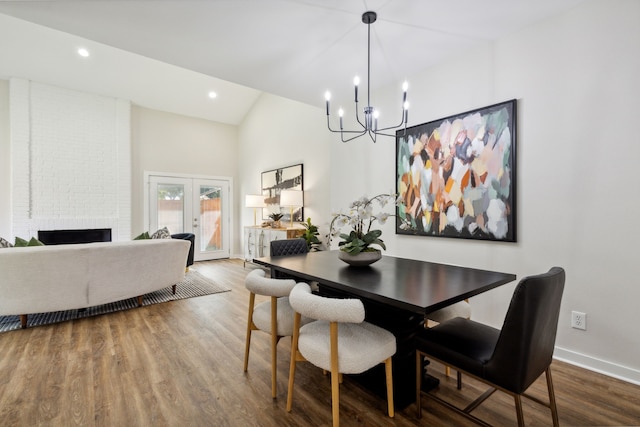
<box><xmin>0</xmin><ymin>0</ymin><xmax>584</xmax><ymax>125</ymax></box>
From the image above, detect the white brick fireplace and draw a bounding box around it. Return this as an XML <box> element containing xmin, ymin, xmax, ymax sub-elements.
<box><xmin>9</xmin><ymin>78</ymin><xmax>131</xmax><ymax>241</ymax></box>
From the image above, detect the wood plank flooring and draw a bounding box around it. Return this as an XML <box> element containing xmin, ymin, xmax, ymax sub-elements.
<box><xmin>1</xmin><ymin>259</ymin><xmax>639</xmax><ymax>426</ymax></box>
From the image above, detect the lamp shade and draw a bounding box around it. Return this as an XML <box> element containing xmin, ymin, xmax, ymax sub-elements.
<box><xmin>279</xmin><ymin>190</ymin><xmax>303</xmax><ymax>207</ymax></box>
<box><xmin>245</xmin><ymin>194</ymin><xmax>266</xmax><ymax>208</ymax></box>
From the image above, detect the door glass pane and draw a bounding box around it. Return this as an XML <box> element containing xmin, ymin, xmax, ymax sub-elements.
<box><xmin>200</xmin><ymin>185</ymin><xmax>221</xmax><ymax>251</ymax></box>
<box><xmin>157</xmin><ymin>184</ymin><xmax>184</xmax><ymax>234</ymax></box>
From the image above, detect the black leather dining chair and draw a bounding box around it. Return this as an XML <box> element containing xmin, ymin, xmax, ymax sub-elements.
<box><xmin>270</xmin><ymin>238</ymin><xmax>308</xmax><ymax>257</ymax></box>
<box><xmin>269</xmin><ymin>238</ymin><xmax>308</xmax><ymax>280</ymax></box>
<box><xmin>415</xmin><ymin>267</ymin><xmax>565</xmax><ymax>427</ymax></box>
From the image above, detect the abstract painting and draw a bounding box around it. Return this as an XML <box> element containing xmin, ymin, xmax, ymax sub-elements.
<box><xmin>261</xmin><ymin>163</ymin><xmax>304</xmax><ymax>222</ymax></box>
<box><xmin>396</xmin><ymin>99</ymin><xmax>517</xmax><ymax>242</ymax></box>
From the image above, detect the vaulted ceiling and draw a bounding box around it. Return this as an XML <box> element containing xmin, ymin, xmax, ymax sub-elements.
<box><xmin>0</xmin><ymin>0</ymin><xmax>584</xmax><ymax>124</ymax></box>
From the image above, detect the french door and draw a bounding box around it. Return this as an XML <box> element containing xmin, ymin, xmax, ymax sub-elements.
<box><xmin>148</xmin><ymin>174</ymin><xmax>230</xmax><ymax>261</ymax></box>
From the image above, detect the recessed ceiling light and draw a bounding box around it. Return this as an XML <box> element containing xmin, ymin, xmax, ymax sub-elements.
<box><xmin>208</xmin><ymin>91</ymin><xmax>217</xmax><ymax>99</ymax></box>
<box><xmin>77</xmin><ymin>48</ymin><xmax>90</xmax><ymax>58</ymax></box>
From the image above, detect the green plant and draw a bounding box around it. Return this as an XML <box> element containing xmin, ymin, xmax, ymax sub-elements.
<box><xmin>329</xmin><ymin>193</ymin><xmax>412</xmax><ymax>255</ymax></box>
<box><xmin>269</xmin><ymin>212</ymin><xmax>284</xmax><ymax>221</ymax></box>
<box><xmin>301</xmin><ymin>217</ymin><xmax>321</xmax><ymax>251</ymax></box>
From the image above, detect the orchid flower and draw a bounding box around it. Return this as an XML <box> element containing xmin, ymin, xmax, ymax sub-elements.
<box><xmin>328</xmin><ymin>193</ymin><xmax>413</xmax><ymax>254</ymax></box>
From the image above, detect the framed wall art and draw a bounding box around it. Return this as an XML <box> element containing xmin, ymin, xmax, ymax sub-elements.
<box><xmin>261</xmin><ymin>163</ymin><xmax>304</xmax><ymax>222</ymax></box>
<box><xmin>396</xmin><ymin>99</ymin><xmax>517</xmax><ymax>242</ymax></box>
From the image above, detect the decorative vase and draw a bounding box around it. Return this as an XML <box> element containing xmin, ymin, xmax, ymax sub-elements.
<box><xmin>272</xmin><ymin>220</ymin><xmax>281</xmax><ymax>228</ymax></box>
<box><xmin>338</xmin><ymin>249</ymin><xmax>382</xmax><ymax>267</ymax></box>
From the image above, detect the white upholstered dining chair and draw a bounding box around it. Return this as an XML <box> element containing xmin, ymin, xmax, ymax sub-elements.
<box><xmin>243</xmin><ymin>268</ymin><xmax>302</xmax><ymax>398</ymax></box>
<box><xmin>286</xmin><ymin>282</ymin><xmax>397</xmax><ymax>427</ymax></box>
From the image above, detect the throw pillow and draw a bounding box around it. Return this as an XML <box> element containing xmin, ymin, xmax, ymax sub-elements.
<box><xmin>151</xmin><ymin>227</ymin><xmax>171</xmax><ymax>239</ymax></box>
<box><xmin>28</xmin><ymin>237</ymin><xmax>45</xmax><ymax>246</ymax></box>
<box><xmin>14</xmin><ymin>236</ymin><xmax>29</xmax><ymax>247</ymax></box>
<box><xmin>0</xmin><ymin>237</ymin><xmax>13</xmax><ymax>248</ymax></box>
<box><xmin>133</xmin><ymin>231</ymin><xmax>151</xmax><ymax>240</ymax></box>
<box><xmin>14</xmin><ymin>236</ymin><xmax>45</xmax><ymax>247</ymax></box>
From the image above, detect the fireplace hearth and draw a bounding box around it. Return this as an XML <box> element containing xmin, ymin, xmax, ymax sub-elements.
<box><xmin>38</xmin><ymin>228</ymin><xmax>112</xmax><ymax>245</ymax></box>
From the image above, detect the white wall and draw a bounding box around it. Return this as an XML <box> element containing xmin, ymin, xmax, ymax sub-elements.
<box><xmin>237</xmin><ymin>93</ymin><xmax>332</xmax><ymax>256</ymax></box>
<box><xmin>130</xmin><ymin>105</ymin><xmax>238</xmax><ymax>237</ymax></box>
<box><xmin>0</xmin><ymin>80</ymin><xmax>9</xmax><ymax>239</ymax></box>
<box><xmin>330</xmin><ymin>0</ymin><xmax>640</xmax><ymax>383</ymax></box>
<box><xmin>8</xmin><ymin>79</ymin><xmax>131</xmax><ymax>241</ymax></box>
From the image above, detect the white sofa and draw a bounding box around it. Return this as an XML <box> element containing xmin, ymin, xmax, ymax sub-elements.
<box><xmin>0</xmin><ymin>239</ymin><xmax>190</xmax><ymax>328</ymax></box>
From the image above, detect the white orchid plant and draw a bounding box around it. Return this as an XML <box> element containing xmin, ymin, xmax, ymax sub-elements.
<box><xmin>329</xmin><ymin>193</ymin><xmax>412</xmax><ymax>255</ymax></box>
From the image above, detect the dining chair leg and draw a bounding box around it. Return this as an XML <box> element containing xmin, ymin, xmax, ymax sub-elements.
<box><xmin>286</xmin><ymin>313</ymin><xmax>301</xmax><ymax>412</ymax></box>
<box><xmin>270</xmin><ymin>296</ymin><xmax>278</xmax><ymax>398</ymax></box>
<box><xmin>415</xmin><ymin>350</ymin><xmax>423</xmax><ymax>418</ymax></box>
<box><xmin>286</xmin><ymin>357</ymin><xmax>297</xmax><ymax>412</ymax></box>
<box><xmin>322</xmin><ymin>370</ymin><xmax>342</xmax><ymax>383</ymax></box>
<box><xmin>514</xmin><ymin>394</ymin><xmax>525</xmax><ymax>427</ymax></box>
<box><xmin>384</xmin><ymin>357</ymin><xmax>395</xmax><ymax>417</ymax></box>
<box><xmin>243</xmin><ymin>293</ymin><xmax>256</xmax><ymax>372</ymax></box>
<box><xmin>330</xmin><ymin>322</ymin><xmax>340</xmax><ymax>427</ymax></box>
<box><xmin>546</xmin><ymin>368</ymin><xmax>560</xmax><ymax>427</ymax></box>
<box><xmin>457</xmin><ymin>371</ymin><xmax>462</xmax><ymax>390</ymax></box>
<box><xmin>331</xmin><ymin>369</ymin><xmax>340</xmax><ymax>427</ymax></box>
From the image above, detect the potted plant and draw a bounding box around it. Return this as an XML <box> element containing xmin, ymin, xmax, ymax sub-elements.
<box><xmin>329</xmin><ymin>193</ymin><xmax>412</xmax><ymax>266</ymax></box>
<box><xmin>269</xmin><ymin>212</ymin><xmax>284</xmax><ymax>228</ymax></box>
<box><xmin>301</xmin><ymin>217</ymin><xmax>321</xmax><ymax>251</ymax></box>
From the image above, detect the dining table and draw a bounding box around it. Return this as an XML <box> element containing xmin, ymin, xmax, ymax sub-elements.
<box><xmin>254</xmin><ymin>250</ymin><xmax>517</xmax><ymax>408</ymax></box>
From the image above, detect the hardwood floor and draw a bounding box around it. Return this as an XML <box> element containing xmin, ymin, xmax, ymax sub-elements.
<box><xmin>1</xmin><ymin>259</ymin><xmax>639</xmax><ymax>426</ymax></box>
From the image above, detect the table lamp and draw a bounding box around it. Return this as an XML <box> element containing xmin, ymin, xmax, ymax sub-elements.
<box><xmin>245</xmin><ymin>194</ymin><xmax>266</xmax><ymax>225</ymax></box>
<box><xmin>279</xmin><ymin>190</ymin><xmax>303</xmax><ymax>227</ymax></box>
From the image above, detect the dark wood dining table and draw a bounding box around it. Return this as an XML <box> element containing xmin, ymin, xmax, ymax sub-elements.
<box><xmin>254</xmin><ymin>250</ymin><xmax>516</xmax><ymax>407</ymax></box>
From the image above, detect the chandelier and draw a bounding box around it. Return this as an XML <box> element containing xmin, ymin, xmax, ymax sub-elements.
<box><xmin>325</xmin><ymin>11</ymin><xmax>409</xmax><ymax>143</ymax></box>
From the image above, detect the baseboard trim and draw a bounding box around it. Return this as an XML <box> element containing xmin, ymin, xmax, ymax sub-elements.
<box><xmin>554</xmin><ymin>346</ymin><xmax>640</xmax><ymax>386</ymax></box>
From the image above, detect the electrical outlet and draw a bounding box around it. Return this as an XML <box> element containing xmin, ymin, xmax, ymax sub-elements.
<box><xmin>571</xmin><ymin>311</ymin><xmax>587</xmax><ymax>330</ymax></box>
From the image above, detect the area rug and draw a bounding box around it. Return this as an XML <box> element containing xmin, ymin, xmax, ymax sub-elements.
<box><xmin>0</xmin><ymin>270</ymin><xmax>230</xmax><ymax>333</ymax></box>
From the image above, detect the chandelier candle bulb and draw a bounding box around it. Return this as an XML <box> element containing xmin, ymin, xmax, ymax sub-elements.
<box><xmin>354</xmin><ymin>76</ymin><xmax>360</xmax><ymax>102</ymax></box>
<box><xmin>325</xmin><ymin>91</ymin><xmax>330</xmax><ymax>115</ymax></box>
